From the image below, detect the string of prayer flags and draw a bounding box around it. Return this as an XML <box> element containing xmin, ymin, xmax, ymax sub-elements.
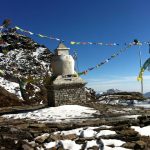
<box><xmin>15</xmin><ymin>26</ymin><xmax>62</xmax><ymax>42</ymax></box>
<box><xmin>133</xmin><ymin>39</ymin><xmax>142</xmax><ymax>46</ymax></box>
<box><xmin>70</xmin><ymin>41</ymin><xmax>119</xmax><ymax>46</ymax></box>
<box><xmin>14</xmin><ymin>26</ymin><xmax>147</xmax><ymax>47</ymax></box>
<box><xmin>78</xmin><ymin>43</ymin><xmax>133</xmax><ymax>76</ymax></box>
<box><xmin>70</xmin><ymin>39</ymin><xmax>143</xmax><ymax>47</ymax></box>
<box><xmin>137</xmin><ymin>57</ymin><xmax>150</xmax><ymax>81</ymax></box>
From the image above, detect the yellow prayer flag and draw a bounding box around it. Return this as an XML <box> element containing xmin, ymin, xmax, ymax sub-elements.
<box><xmin>70</xmin><ymin>41</ymin><xmax>76</xmax><ymax>45</ymax></box>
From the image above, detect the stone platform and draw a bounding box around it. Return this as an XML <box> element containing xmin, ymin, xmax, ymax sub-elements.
<box><xmin>47</xmin><ymin>75</ymin><xmax>87</xmax><ymax>106</ymax></box>
<box><xmin>48</xmin><ymin>76</ymin><xmax>86</xmax><ymax>107</ymax></box>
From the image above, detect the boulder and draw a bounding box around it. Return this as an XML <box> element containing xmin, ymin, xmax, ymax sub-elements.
<box><xmin>134</xmin><ymin>140</ymin><xmax>147</xmax><ymax>150</ymax></box>
<box><xmin>35</xmin><ymin>133</ymin><xmax>50</xmax><ymax>143</ymax></box>
<box><xmin>122</xmin><ymin>142</ymin><xmax>136</xmax><ymax>149</ymax></box>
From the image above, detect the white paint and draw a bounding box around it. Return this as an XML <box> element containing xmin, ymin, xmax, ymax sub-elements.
<box><xmin>51</xmin><ymin>55</ymin><xmax>75</xmax><ymax>76</ymax></box>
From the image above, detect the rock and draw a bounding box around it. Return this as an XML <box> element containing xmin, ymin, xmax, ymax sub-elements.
<box><xmin>75</xmin><ymin>138</ymin><xmax>87</xmax><ymax>145</ymax></box>
<box><xmin>27</xmin><ymin>141</ymin><xmax>37</xmax><ymax>148</ymax></box>
<box><xmin>0</xmin><ymin>126</ymin><xmax>33</xmax><ymax>141</ymax></box>
<box><xmin>140</xmin><ymin>136</ymin><xmax>150</xmax><ymax>149</ymax></box>
<box><xmin>50</xmin><ymin>134</ymin><xmax>62</xmax><ymax>141</ymax></box>
<box><xmin>0</xmin><ymin>86</ymin><xmax>23</xmax><ymax>107</ymax></box>
<box><xmin>98</xmin><ymin>91</ymin><xmax>145</xmax><ymax>102</ymax></box>
<box><xmin>134</xmin><ymin>140</ymin><xmax>147</xmax><ymax>150</ymax></box>
<box><xmin>22</xmin><ymin>144</ymin><xmax>34</xmax><ymax>150</ymax></box>
<box><xmin>138</xmin><ymin>115</ymin><xmax>150</xmax><ymax>126</ymax></box>
<box><xmin>87</xmin><ymin>146</ymin><xmax>99</xmax><ymax>150</ymax></box>
<box><xmin>118</xmin><ymin>128</ymin><xmax>140</xmax><ymax>141</ymax></box>
<box><xmin>62</xmin><ymin>134</ymin><xmax>77</xmax><ymax>140</ymax></box>
<box><xmin>122</xmin><ymin>142</ymin><xmax>136</xmax><ymax>149</ymax></box>
<box><xmin>29</xmin><ymin>123</ymin><xmax>47</xmax><ymax>128</ymax></box>
<box><xmin>0</xmin><ymin>138</ymin><xmax>22</xmax><ymax>150</ymax></box>
<box><xmin>22</xmin><ymin>140</ymin><xmax>37</xmax><ymax>150</ymax></box>
<box><xmin>35</xmin><ymin>133</ymin><xmax>50</xmax><ymax>143</ymax></box>
<box><xmin>119</xmin><ymin>128</ymin><xmax>138</xmax><ymax>136</ymax></box>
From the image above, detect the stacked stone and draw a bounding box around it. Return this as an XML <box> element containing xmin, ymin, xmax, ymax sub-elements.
<box><xmin>48</xmin><ymin>83</ymin><xmax>86</xmax><ymax>106</ymax></box>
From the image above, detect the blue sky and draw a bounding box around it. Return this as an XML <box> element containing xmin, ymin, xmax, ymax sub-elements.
<box><xmin>1</xmin><ymin>0</ymin><xmax>150</xmax><ymax>92</ymax></box>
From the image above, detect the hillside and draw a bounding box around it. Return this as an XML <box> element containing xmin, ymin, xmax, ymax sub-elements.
<box><xmin>0</xmin><ymin>28</ymin><xmax>53</xmax><ymax>106</ymax></box>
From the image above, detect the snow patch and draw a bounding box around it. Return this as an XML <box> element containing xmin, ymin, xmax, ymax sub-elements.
<box><xmin>102</xmin><ymin>139</ymin><xmax>125</xmax><ymax>147</ymax></box>
<box><xmin>59</xmin><ymin>140</ymin><xmax>82</xmax><ymax>150</ymax></box>
<box><xmin>2</xmin><ymin>105</ymin><xmax>99</xmax><ymax>123</ymax></box>
<box><xmin>33</xmin><ymin>47</ymin><xmax>46</xmax><ymax>60</ymax></box>
<box><xmin>85</xmin><ymin>140</ymin><xmax>102</xmax><ymax>150</ymax></box>
<box><xmin>0</xmin><ymin>77</ymin><xmax>22</xmax><ymax>99</ymax></box>
<box><xmin>131</xmin><ymin>125</ymin><xmax>150</xmax><ymax>136</ymax></box>
<box><xmin>80</xmin><ymin>129</ymin><xmax>97</xmax><ymax>138</ymax></box>
<box><xmin>96</xmin><ymin>130</ymin><xmax>116</xmax><ymax>137</ymax></box>
<box><xmin>44</xmin><ymin>142</ymin><xmax>57</xmax><ymax>149</ymax></box>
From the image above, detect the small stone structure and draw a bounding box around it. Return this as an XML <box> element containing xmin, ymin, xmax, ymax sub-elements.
<box><xmin>47</xmin><ymin>43</ymin><xmax>86</xmax><ymax>107</ymax></box>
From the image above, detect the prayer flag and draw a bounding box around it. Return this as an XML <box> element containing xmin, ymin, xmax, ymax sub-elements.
<box><xmin>70</xmin><ymin>41</ymin><xmax>76</xmax><ymax>45</ymax></box>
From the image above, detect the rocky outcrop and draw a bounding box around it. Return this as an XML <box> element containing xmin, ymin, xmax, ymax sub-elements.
<box><xmin>98</xmin><ymin>91</ymin><xmax>145</xmax><ymax>104</ymax></box>
<box><xmin>0</xmin><ymin>27</ymin><xmax>53</xmax><ymax>106</ymax></box>
<box><xmin>0</xmin><ymin>86</ymin><xmax>23</xmax><ymax>107</ymax></box>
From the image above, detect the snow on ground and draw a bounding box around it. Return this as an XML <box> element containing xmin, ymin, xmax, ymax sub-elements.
<box><xmin>43</xmin><ymin>135</ymin><xmax>129</xmax><ymax>150</ymax></box>
<box><xmin>80</xmin><ymin>129</ymin><xmax>97</xmax><ymax>138</ymax></box>
<box><xmin>44</xmin><ymin>140</ymin><xmax>82</xmax><ymax>150</ymax></box>
<box><xmin>2</xmin><ymin>105</ymin><xmax>99</xmax><ymax>123</ymax></box>
<box><xmin>134</xmin><ymin>103</ymin><xmax>150</xmax><ymax>109</ymax></box>
<box><xmin>122</xmin><ymin>115</ymin><xmax>141</xmax><ymax>119</ymax></box>
<box><xmin>0</xmin><ymin>76</ymin><xmax>22</xmax><ymax>99</ymax></box>
<box><xmin>84</xmin><ymin>140</ymin><xmax>102</xmax><ymax>150</ymax></box>
<box><xmin>46</xmin><ymin>126</ymin><xmax>128</xmax><ymax>150</ymax></box>
<box><xmin>44</xmin><ymin>139</ymin><xmax>130</xmax><ymax>150</ymax></box>
<box><xmin>104</xmin><ymin>146</ymin><xmax>131</xmax><ymax>150</ymax></box>
<box><xmin>44</xmin><ymin>141</ymin><xmax>57</xmax><ymax>149</ymax></box>
<box><xmin>55</xmin><ymin>126</ymin><xmax>113</xmax><ymax>137</ymax></box>
<box><xmin>96</xmin><ymin>130</ymin><xmax>116</xmax><ymax>137</ymax></box>
<box><xmin>33</xmin><ymin>47</ymin><xmax>46</xmax><ymax>59</ymax></box>
<box><xmin>32</xmin><ymin>47</ymin><xmax>50</xmax><ymax>70</ymax></box>
<box><xmin>131</xmin><ymin>125</ymin><xmax>150</xmax><ymax>136</ymax></box>
<box><xmin>60</xmin><ymin>140</ymin><xmax>82</xmax><ymax>150</ymax></box>
<box><xmin>101</xmin><ymin>139</ymin><xmax>125</xmax><ymax>147</ymax></box>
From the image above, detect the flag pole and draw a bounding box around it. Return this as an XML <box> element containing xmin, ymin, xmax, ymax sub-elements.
<box><xmin>139</xmin><ymin>49</ymin><xmax>143</xmax><ymax>94</ymax></box>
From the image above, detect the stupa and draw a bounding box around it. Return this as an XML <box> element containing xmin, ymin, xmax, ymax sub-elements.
<box><xmin>47</xmin><ymin>43</ymin><xmax>87</xmax><ymax>106</ymax></box>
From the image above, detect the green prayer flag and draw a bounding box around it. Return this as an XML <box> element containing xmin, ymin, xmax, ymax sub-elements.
<box><xmin>15</xmin><ymin>26</ymin><xmax>20</xmax><ymax>30</ymax></box>
<box><xmin>38</xmin><ymin>34</ymin><xmax>45</xmax><ymax>37</ymax></box>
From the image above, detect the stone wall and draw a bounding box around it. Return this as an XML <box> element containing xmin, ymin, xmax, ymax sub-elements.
<box><xmin>47</xmin><ymin>84</ymin><xmax>86</xmax><ymax>107</ymax></box>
